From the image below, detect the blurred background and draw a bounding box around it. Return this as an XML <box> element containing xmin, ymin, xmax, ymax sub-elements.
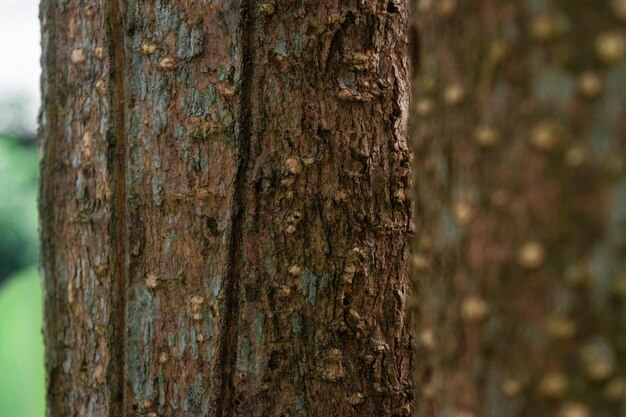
<box><xmin>0</xmin><ymin>0</ymin><xmax>46</xmax><ymax>415</ymax></box>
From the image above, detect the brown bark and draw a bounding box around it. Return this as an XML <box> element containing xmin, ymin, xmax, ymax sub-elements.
<box><xmin>39</xmin><ymin>0</ymin><xmax>413</xmax><ymax>416</ymax></box>
<box><xmin>411</xmin><ymin>1</ymin><xmax>626</xmax><ymax>417</ymax></box>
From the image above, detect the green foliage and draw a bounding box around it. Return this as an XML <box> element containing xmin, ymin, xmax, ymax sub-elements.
<box><xmin>0</xmin><ymin>134</ymin><xmax>44</xmax><ymax>415</ymax></box>
<box><xmin>0</xmin><ymin>267</ymin><xmax>45</xmax><ymax>417</ymax></box>
<box><xmin>0</xmin><ymin>134</ymin><xmax>38</xmax><ymax>280</ymax></box>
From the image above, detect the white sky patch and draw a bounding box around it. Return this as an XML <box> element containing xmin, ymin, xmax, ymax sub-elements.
<box><xmin>0</xmin><ymin>0</ymin><xmax>40</xmax><ymax>134</ymax></box>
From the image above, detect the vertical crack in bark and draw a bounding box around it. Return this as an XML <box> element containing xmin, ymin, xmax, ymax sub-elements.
<box><xmin>216</xmin><ymin>0</ymin><xmax>256</xmax><ymax>415</ymax></box>
<box><xmin>40</xmin><ymin>0</ymin><xmax>62</xmax><ymax>413</ymax></box>
<box><xmin>104</xmin><ymin>0</ymin><xmax>128</xmax><ymax>414</ymax></box>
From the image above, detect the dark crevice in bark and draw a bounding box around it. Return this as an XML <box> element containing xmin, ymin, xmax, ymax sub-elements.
<box><xmin>104</xmin><ymin>0</ymin><xmax>128</xmax><ymax>414</ymax></box>
<box><xmin>39</xmin><ymin>0</ymin><xmax>62</xmax><ymax>413</ymax></box>
<box><xmin>216</xmin><ymin>0</ymin><xmax>256</xmax><ymax>416</ymax></box>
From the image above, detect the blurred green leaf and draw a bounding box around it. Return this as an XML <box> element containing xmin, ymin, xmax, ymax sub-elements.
<box><xmin>0</xmin><ymin>134</ymin><xmax>38</xmax><ymax>280</ymax></box>
<box><xmin>0</xmin><ymin>266</ymin><xmax>45</xmax><ymax>417</ymax></box>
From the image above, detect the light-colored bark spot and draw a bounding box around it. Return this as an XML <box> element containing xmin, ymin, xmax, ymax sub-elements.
<box><xmin>577</xmin><ymin>71</ymin><xmax>603</xmax><ymax>98</ymax></box>
<box><xmin>71</xmin><ymin>48</ymin><xmax>86</xmax><ymax>64</ymax></box>
<box><xmin>258</xmin><ymin>2</ymin><xmax>275</xmax><ymax>15</ymax></box>
<box><xmin>288</xmin><ymin>264</ymin><xmax>303</xmax><ymax>277</ymax></box>
<box><xmin>453</xmin><ymin>201</ymin><xmax>473</xmax><ymax>226</ymax></box>
<box><xmin>580</xmin><ymin>339</ymin><xmax>615</xmax><ymax>381</ymax></box>
<box><xmin>530</xmin><ymin>121</ymin><xmax>564</xmax><ymax>151</ymax></box>
<box><xmin>473</xmin><ymin>125</ymin><xmax>500</xmax><ymax>147</ymax></box>
<box><xmin>500</xmin><ymin>378</ymin><xmax>522</xmax><ymax>398</ymax></box>
<box><xmin>190</xmin><ymin>295</ymin><xmax>205</xmax><ymax>320</ymax></box>
<box><xmin>595</xmin><ymin>32</ymin><xmax>626</xmax><ymax>64</ymax></box>
<box><xmin>141</xmin><ymin>43</ymin><xmax>157</xmax><ymax>55</ymax></box>
<box><xmin>443</xmin><ymin>84</ymin><xmax>465</xmax><ymax>106</ymax></box>
<box><xmin>517</xmin><ymin>241</ymin><xmax>545</xmax><ymax>269</ymax></box>
<box><xmin>558</xmin><ymin>403</ymin><xmax>589</xmax><ymax>417</ymax></box>
<box><xmin>158</xmin><ymin>56</ymin><xmax>177</xmax><ymax>70</ymax></box>
<box><xmin>94</xmin><ymin>46</ymin><xmax>104</xmax><ymax>60</ymax></box>
<box><xmin>284</xmin><ymin>156</ymin><xmax>302</xmax><ymax>175</ymax></box>
<box><xmin>461</xmin><ymin>296</ymin><xmax>489</xmax><ymax>322</ymax></box>
<box><xmin>419</xmin><ymin>328</ymin><xmax>436</xmax><ymax>350</ymax></box>
<box><xmin>145</xmin><ymin>272</ymin><xmax>159</xmax><ymax>289</ymax></box>
<box><xmin>537</xmin><ymin>372</ymin><xmax>568</xmax><ymax>398</ymax></box>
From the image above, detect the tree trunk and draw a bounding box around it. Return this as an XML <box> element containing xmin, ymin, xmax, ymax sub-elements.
<box><xmin>39</xmin><ymin>0</ymin><xmax>413</xmax><ymax>416</ymax></box>
<box><xmin>411</xmin><ymin>1</ymin><xmax>626</xmax><ymax>417</ymax></box>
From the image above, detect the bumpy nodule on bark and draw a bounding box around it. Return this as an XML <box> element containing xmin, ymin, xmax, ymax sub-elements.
<box><xmin>39</xmin><ymin>0</ymin><xmax>413</xmax><ymax>416</ymax></box>
<box><xmin>411</xmin><ymin>1</ymin><xmax>626</xmax><ymax>417</ymax></box>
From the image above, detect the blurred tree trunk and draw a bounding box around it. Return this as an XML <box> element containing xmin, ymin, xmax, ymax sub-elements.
<box><xmin>411</xmin><ymin>1</ymin><xmax>626</xmax><ymax>416</ymax></box>
<box><xmin>39</xmin><ymin>0</ymin><xmax>413</xmax><ymax>416</ymax></box>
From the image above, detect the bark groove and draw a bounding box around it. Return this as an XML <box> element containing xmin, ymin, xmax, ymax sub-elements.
<box><xmin>217</xmin><ymin>0</ymin><xmax>257</xmax><ymax>415</ymax></box>
<box><xmin>103</xmin><ymin>0</ymin><xmax>129</xmax><ymax>414</ymax></box>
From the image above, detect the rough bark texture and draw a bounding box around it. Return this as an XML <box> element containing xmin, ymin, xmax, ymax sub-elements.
<box><xmin>411</xmin><ymin>1</ymin><xmax>626</xmax><ymax>417</ymax></box>
<box><xmin>39</xmin><ymin>0</ymin><xmax>413</xmax><ymax>416</ymax></box>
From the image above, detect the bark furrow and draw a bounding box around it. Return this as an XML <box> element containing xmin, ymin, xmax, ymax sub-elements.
<box><xmin>104</xmin><ymin>0</ymin><xmax>129</xmax><ymax>414</ymax></box>
<box><xmin>217</xmin><ymin>0</ymin><xmax>257</xmax><ymax>416</ymax></box>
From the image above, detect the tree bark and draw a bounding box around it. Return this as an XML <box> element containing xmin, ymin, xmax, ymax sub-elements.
<box><xmin>39</xmin><ymin>0</ymin><xmax>413</xmax><ymax>416</ymax></box>
<box><xmin>411</xmin><ymin>1</ymin><xmax>626</xmax><ymax>417</ymax></box>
